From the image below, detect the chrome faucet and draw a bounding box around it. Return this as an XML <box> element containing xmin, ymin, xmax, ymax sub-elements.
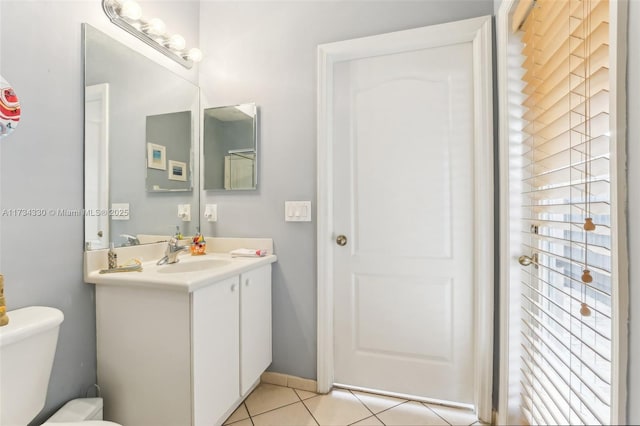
<box><xmin>120</xmin><ymin>234</ymin><xmax>140</xmax><ymax>246</ymax></box>
<box><xmin>157</xmin><ymin>237</ymin><xmax>188</xmax><ymax>265</ymax></box>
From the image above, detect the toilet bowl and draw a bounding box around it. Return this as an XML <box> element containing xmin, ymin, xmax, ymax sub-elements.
<box><xmin>0</xmin><ymin>307</ymin><xmax>122</xmax><ymax>426</ymax></box>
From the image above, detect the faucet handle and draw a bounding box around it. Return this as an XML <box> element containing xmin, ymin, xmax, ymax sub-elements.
<box><xmin>167</xmin><ymin>236</ymin><xmax>188</xmax><ymax>253</ymax></box>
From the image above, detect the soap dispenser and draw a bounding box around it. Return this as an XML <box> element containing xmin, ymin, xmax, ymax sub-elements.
<box><xmin>174</xmin><ymin>225</ymin><xmax>183</xmax><ymax>240</ymax></box>
<box><xmin>108</xmin><ymin>243</ymin><xmax>118</xmax><ymax>269</ymax></box>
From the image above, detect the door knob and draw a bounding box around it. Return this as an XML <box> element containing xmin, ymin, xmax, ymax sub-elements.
<box><xmin>336</xmin><ymin>235</ymin><xmax>348</xmax><ymax>246</ymax></box>
<box><xmin>98</xmin><ymin>230</ymin><xmax>103</xmax><ymax>237</ymax></box>
<box><xmin>518</xmin><ymin>253</ymin><xmax>538</xmax><ymax>266</ymax></box>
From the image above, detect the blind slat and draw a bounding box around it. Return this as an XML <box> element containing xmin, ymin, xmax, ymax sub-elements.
<box><xmin>520</xmin><ymin>271</ymin><xmax>612</xmax><ymax>320</ymax></box>
<box><xmin>522</xmin><ymin>217</ymin><xmax>612</xmax><ymax>234</ymax></box>
<box><xmin>520</xmin><ymin>362</ymin><xmax>570</xmax><ymax>425</ymax></box>
<box><xmin>521</xmin><ymin>268</ymin><xmax>612</xmax><ymax>312</ymax></box>
<box><xmin>520</xmin><ymin>353</ymin><xmax>594</xmax><ymax>425</ymax></box>
<box><xmin>523</xmin><ymin>216</ymin><xmax>612</xmax><ymax>233</ymax></box>
<box><xmin>521</xmin><ymin>340</ymin><xmax>610</xmax><ymax>418</ymax></box>
<box><xmin>521</xmin><ymin>295</ymin><xmax>612</xmax><ymax>363</ymax></box>
<box><xmin>523</xmin><ymin>66</ymin><xmax>608</xmax><ymax>110</ymax></box>
<box><xmin>520</xmin><ymin>317</ymin><xmax>611</xmax><ymax>389</ymax></box>
<box><xmin>520</xmin><ymin>278</ymin><xmax>612</xmax><ymax>339</ymax></box>
<box><xmin>522</xmin><ymin>244</ymin><xmax>613</xmax><ymax>277</ymax></box>
<box><xmin>523</xmin><ymin>133</ymin><xmax>610</xmax><ymax>174</ymax></box>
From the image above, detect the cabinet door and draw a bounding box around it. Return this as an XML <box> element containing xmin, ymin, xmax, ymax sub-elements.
<box><xmin>240</xmin><ymin>265</ymin><xmax>272</xmax><ymax>395</ymax></box>
<box><xmin>192</xmin><ymin>276</ymin><xmax>240</xmax><ymax>426</ymax></box>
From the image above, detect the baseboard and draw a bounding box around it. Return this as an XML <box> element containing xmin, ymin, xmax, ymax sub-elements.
<box><xmin>260</xmin><ymin>372</ymin><xmax>318</xmax><ymax>393</ymax></box>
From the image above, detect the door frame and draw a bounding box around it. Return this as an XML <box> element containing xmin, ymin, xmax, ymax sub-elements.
<box><xmin>496</xmin><ymin>1</ymin><xmax>629</xmax><ymax>424</ymax></box>
<box><xmin>316</xmin><ymin>16</ymin><xmax>494</xmax><ymax>421</ymax></box>
<box><xmin>84</xmin><ymin>83</ymin><xmax>110</xmax><ymax>250</ymax></box>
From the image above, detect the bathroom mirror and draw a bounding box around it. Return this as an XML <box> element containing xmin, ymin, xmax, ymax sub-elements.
<box><xmin>203</xmin><ymin>104</ymin><xmax>258</xmax><ymax>190</ymax></box>
<box><xmin>83</xmin><ymin>24</ymin><xmax>199</xmax><ymax>250</ymax></box>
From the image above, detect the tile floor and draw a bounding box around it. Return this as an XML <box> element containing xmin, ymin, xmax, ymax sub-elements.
<box><xmin>224</xmin><ymin>383</ymin><xmax>486</xmax><ymax>426</ymax></box>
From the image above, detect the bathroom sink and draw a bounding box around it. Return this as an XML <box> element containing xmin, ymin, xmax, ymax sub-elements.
<box><xmin>157</xmin><ymin>259</ymin><xmax>232</xmax><ymax>274</ymax></box>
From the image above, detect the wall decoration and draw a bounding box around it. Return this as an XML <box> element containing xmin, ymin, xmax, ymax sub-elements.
<box><xmin>168</xmin><ymin>160</ymin><xmax>187</xmax><ymax>181</ymax></box>
<box><xmin>0</xmin><ymin>75</ymin><xmax>21</xmax><ymax>140</ymax></box>
<box><xmin>147</xmin><ymin>142</ymin><xmax>166</xmax><ymax>170</ymax></box>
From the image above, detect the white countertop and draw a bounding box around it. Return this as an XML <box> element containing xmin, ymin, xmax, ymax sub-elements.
<box><xmin>86</xmin><ymin>252</ymin><xmax>277</xmax><ymax>293</ymax></box>
<box><xmin>84</xmin><ymin>238</ymin><xmax>276</xmax><ymax>293</ymax></box>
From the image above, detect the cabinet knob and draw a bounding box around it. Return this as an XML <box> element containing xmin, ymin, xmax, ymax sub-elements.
<box><xmin>231</xmin><ymin>283</ymin><xmax>236</xmax><ymax>292</ymax></box>
<box><xmin>245</xmin><ymin>279</ymin><xmax>250</xmax><ymax>287</ymax></box>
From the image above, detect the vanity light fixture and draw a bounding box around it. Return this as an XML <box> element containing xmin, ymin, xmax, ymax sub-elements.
<box><xmin>102</xmin><ymin>0</ymin><xmax>202</xmax><ymax>69</ymax></box>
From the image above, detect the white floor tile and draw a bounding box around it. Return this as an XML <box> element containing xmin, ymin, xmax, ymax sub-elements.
<box><xmin>244</xmin><ymin>383</ymin><xmax>300</xmax><ymax>416</ymax></box>
<box><xmin>303</xmin><ymin>388</ymin><xmax>373</xmax><ymax>425</ymax></box>
<box><xmin>351</xmin><ymin>415</ymin><xmax>385</xmax><ymax>426</ymax></box>
<box><xmin>225</xmin><ymin>418</ymin><xmax>252</xmax><ymax>426</ymax></box>
<box><xmin>350</xmin><ymin>390</ymin><xmax>407</xmax><ymax>414</ymax></box>
<box><xmin>252</xmin><ymin>401</ymin><xmax>318</xmax><ymax>426</ymax></box>
<box><xmin>224</xmin><ymin>403</ymin><xmax>250</xmax><ymax>425</ymax></box>
<box><xmin>425</xmin><ymin>403</ymin><xmax>478</xmax><ymax>426</ymax></box>
<box><xmin>376</xmin><ymin>401</ymin><xmax>448</xmax><ymax>426</ymax></box>
<box><xmin>296</xmin><ymin>388</ymin><xmax>319</xmax><ymax>400</ymax></box>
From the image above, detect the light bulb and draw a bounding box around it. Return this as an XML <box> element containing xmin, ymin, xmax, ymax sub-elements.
<box><xmin>119</xmin><ymin>0</ymin><xmax>142</xmax><ymax>20</ymax></box>
<box><xmin>167</xmin><ymin>34</ymin><xmax>186</xmax><ymax>51</ymax></box>
<box><xmin>144</xmin><ymin>18</ymin><xmax>166</xmax><ymax>36</ymax></box>
<box><xmin>186</xmin><ymin>48</ymin><xmax>203</xmax><ymax>62</ymax></box>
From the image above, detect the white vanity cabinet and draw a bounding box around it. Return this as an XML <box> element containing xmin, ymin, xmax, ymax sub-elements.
<box><xmin>240</xmin><ymin>265</ymin><xmax>272</xmax><ymax>395</ymax></box>
<box><xmin>94</xmin><ymin>263</ymin><xmax>273</xmax><ymax>426</ymax></box>
<box><xmin>192</xmin><ymin>275</ymin><xmax>240</xmax><ymax>425</ymax></box>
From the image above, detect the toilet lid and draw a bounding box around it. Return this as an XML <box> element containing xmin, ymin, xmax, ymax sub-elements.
<box><xmin>42</xmin><ymin>422</ymin><xmax>122</xmax><ymax>426</ymax></box>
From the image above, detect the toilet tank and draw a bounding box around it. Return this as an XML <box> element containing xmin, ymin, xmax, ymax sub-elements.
<box><xmin>0</xmin><ymin>306</ymin><xmax>64</xmax><ymax>426</ymax></box>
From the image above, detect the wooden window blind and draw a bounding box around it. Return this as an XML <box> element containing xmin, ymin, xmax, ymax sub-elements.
<box><xmin>519</xmin><ymin>0</ymin><xmax>612</xmax><ymax>424</ymax></box>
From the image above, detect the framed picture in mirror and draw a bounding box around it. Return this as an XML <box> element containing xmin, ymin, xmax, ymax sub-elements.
<box><xmin>147</xmin><ymin>143</ymin><xmax>166</xmax><ymax>170</ymax></box>
<box><xmin>168</xmin><ymin>160</ymin><xmax>187</xmax><ymax>181</ymax></box>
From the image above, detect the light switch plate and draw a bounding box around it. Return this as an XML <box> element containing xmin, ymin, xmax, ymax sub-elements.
<box><xmin>285</xmin><ymin>201</ymin><xmax>312</xmax><ymax>222</ymax></box>
<box><xmin>205</xmin><ymin>204</ymin><xmax>218</xmax><ymax>222</ymax></box>
<box><xmin>178</xmin><ymin>204</ymin><xmax>191</xmax><ymax>222</ymax></box>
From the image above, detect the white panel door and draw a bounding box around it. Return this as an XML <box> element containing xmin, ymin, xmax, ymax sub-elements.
<box><xmin>332</xmin><ymin>32</ymin><xmax>476</xmax><ymax>404</ymax></box>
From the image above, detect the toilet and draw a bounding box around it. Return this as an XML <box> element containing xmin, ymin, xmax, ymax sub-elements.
<box><xmin>0</xmin><ymin>306</ymin><xmax>121</xmax><ymax>426</ymax></box>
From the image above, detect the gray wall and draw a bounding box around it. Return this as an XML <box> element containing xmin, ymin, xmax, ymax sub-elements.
<box><xmin>494</xmin><ymin>0</ymin><xmax>502</xmax><ymax>14</ymax></box>
<box><xmin>0</xmin><ymin>1</ymin><xmax>199</xmax><ymax>423</ymax></box>
<box><xmin>198</xmin><ymin>1</ymin><xmax>494</xmax><ymax>380</ymax></box>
